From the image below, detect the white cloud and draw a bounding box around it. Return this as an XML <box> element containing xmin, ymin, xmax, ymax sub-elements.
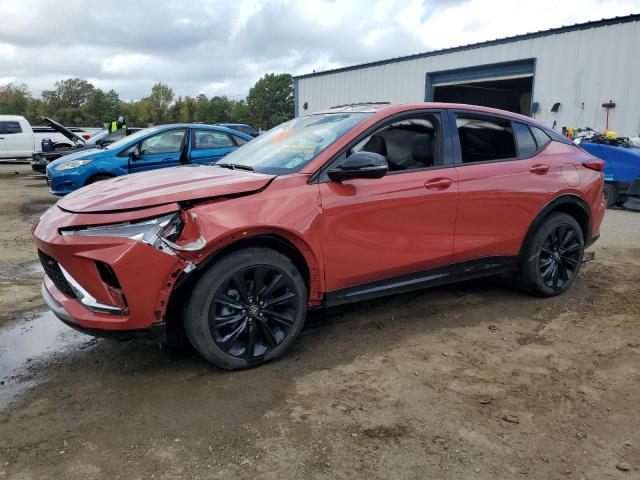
<box><xmin>0</xmin><ymin>0</ymin><xmax>638</xmax><ymax>99</ymax></box>
<box><xmin>420</xmin><ymin>0</ymin><xmax>640</xmax><ymax>49</ymax></box>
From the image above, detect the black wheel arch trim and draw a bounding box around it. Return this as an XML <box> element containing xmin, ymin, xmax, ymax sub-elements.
<box><xmin>168</xmin><ymin>233</ymin><xmax>312</xmax><ymax>317</ymax></box>
<box><xmin>519</xmin><ymin>194</ymin><xmax>593</xmax><ymax>257</ymax></box>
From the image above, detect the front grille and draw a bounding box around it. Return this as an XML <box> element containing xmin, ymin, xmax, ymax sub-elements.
<box><xmin>38</xmin><ymin>250</ymin><xmax>77</xmax><ymax>299</ymax></box>
<box><xmin>46</xmin><ymin>170</ymin><xmax>51</xmax><ymax>183</ymax></box>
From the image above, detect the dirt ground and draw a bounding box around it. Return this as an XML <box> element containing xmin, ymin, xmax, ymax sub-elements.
<box><xmin>0</xmin><ymin>163</ymin><xmax>639</xmax><ymax>479</ymax></box>
<box><xmin>0</xmin><ymin>164</ymin><xmax>55</xmax><ymax>324</ymax></box>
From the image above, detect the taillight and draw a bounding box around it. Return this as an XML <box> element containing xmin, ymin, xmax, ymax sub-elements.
<box><xmin>82</xmin><ymin>134</ymin><xmax>91</xmax><ymax>140</ymax></box>
<box><xmin>582</xmin><ymin>159</ymin><xmax>604</xmax><ymax>171</ymax></box>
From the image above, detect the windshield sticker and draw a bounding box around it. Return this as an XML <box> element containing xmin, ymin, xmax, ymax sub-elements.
<box><xmin>270</xmin><ymin>130</ymin><xmax>295</xmax><ymax>142</ymax></box>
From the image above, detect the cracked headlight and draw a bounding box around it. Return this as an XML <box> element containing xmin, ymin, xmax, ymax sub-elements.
<box><xmin>55</xmin><ymin>159</ymin><xmax>95</xmax><ymax>171</ymax></box>
<box><xmin>61</xmin><ymin>213</ymin><xmax>183</xmax><ymax>249</ymax></box>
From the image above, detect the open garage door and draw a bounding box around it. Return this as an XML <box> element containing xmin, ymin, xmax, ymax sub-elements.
<box><xmin>426</xmin><ymin>59</ymin><xmax>535</xmax><ymax>116</ymax></box>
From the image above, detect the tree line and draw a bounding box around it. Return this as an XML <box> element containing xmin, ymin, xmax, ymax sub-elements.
<box><xmin>0</xmin><ymin>73</ymin><xmax>294</xmax><ymax>131</ymax></box>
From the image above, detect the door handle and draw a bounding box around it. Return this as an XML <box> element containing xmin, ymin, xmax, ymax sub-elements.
<box><xmin>424</xmin><ymin>177</ymin><xmax>453</xmax><ymax>190</ymax></box>
<box><xmin>530</xmin><ymin>164</ymin><xmax>550</xmax><ymax>175</ymax></box>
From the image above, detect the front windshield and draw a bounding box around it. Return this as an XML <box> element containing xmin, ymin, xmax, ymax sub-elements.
<box><xmin>105</xmin><ymin>126</ymin><xmax>156</xmax><ymax>150</ymax></box>
<box><xmin>218</xmin><ymin>112</ymin><xmax>372</xmax><ymax>174</ymax></box>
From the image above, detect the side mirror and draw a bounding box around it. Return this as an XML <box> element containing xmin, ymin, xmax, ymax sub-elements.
<box><xmin>327</xmin><ymin>151</ymin><xmax>388</xmax><ymax>181</ymax></box>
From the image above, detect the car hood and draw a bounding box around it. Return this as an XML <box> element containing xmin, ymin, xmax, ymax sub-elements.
<box><xmin>57</xmin><ymin>165</ymin><xmax>276</xmax><ymax>213</ymax></box>
<box><xmin>43</xmin><ymin>117</ymin><xmax>86</xmax><ymax>145</ymax></box>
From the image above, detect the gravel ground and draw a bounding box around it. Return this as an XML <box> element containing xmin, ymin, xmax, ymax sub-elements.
<box><xmin>0</xmin><ymin>164</ymin><xmax>638</xmax><ymax>479</ymax></box>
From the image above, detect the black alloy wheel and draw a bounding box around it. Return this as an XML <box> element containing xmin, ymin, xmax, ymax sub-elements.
<box><xmin>538</xmin><ymin>224</ymin><xmax>582</xmax><ymax>291</ymax></box>
<box><xmin>210</xmin><ymin>266</ymin><xmax>298</xmax><ymax>360</ymax></box>
<box><xmin>518</xmin><ymin>212</ymin><xmax>584</xmax><ymax>297</ymax></box>
<box><xmin>185</xmin><ymin>247</ymin><xmax>307</xmax><ymax>369</ymax></box>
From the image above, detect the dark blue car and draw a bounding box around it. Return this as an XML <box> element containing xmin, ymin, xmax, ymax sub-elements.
<box><xmin>579</xmin><ymin>140</ymin><xmax>640</xmax><ymax>207</ymax></box>
<box><xmin>46</xmin><ymin>124</ymin><xmax>252</xmax><ymax>195</ymax></box>
<box><xmin>217</xmin><ymin>123</ymin><xmax>260</xmax><ymax>137</ymax></box>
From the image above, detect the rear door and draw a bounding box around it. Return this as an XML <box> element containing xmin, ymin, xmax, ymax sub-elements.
<box><xmin>129</xmin><ymin>128</ymin><xmax>188</xmax><ymax>173</ymax></box>
<box><xmin>189</xmin><ymin>129</ymin><xmax>237</xmax><ymax>164</ymax></box>
<box><xmin>450</xmin><ymin>111</ymin><xmax>561</xmax><ymax>262</ymax></box>
<box><xmin>3</xmin><ymin>120</ymin><xmax>32</xmax><ymax>157</ymax></box>
<box><xmin>319</xmin><ymin>110</ymin><xmax>459</xmax><ymax>291</ymax></box>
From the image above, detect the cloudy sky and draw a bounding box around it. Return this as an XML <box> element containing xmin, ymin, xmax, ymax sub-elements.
<box><xmin>0</xmin><ymin>0</ymin><xmax>639</xmax><ymax>100</ymax></box>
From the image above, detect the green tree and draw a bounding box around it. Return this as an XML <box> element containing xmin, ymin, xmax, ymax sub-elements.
<box><xmin>194</xmin><ymin>94</ymin><xmax>210</xmax><ymax>123</ymax></box>
<box><xmin>0</xmin><ymin>83</ymin><xmax>32</xmax><ymax>117</ymax></box>
<box><xmin>23</xmin><ymin>98</ymin><xmax>45</xmax><ymax>125</ymax></box>
<box><xmin>0</xmin><ymin>84</ymin><xmax>45</xmax><ymax>125</ymax></box>
<box><xmin>179</xmin><ymin>96</ymin><xmax>197</xmax><ymax>123</ymax></box>
<box><xmin>209</xmin><ymin>96</ymin><xmax>233</xmax><ymax>123</ymax></box>
<box><xmin>82</xmin><ymin>88</ymin><xmax>121</xmax><ymax>126</ymax></box>
<box><xmin>229</xmin><ymin>99</ymin><xmax>254</xmax><ymax>126</ymax></box>
<box><xmin>41</xmin><ymin>78</ymin><xmax>95</xmax><ymax>124</ymax></box>
<box><xmin>246</xmin><ymin>73</ymin><xmax>294</xmax><ymax>130</ymax></box>
<box><xmin>146</xmin><ymin>82</ymin><xmax>174</xmax><ymax>124</ymax></box>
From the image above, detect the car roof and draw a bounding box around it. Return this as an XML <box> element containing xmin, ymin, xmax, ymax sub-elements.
<box><xmin>152</xmin><ymin>123</ymin><xmax>252</xmax><ymax>139</ymax></box>
<box><xmin>313</xmin><ymin>102</ymin><xmax>546</xmax><ymax>128</ymax></box>
<box><xmin>0</xmin><ymin>115</ymin><xmax>26</xmax><ymax>121</ymax></box>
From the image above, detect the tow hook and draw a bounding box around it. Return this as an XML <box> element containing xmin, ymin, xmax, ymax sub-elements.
<box><xmin>582</xmin><ymin>251</ymin><xmax>595</xmax><ymax>264</ymax></box>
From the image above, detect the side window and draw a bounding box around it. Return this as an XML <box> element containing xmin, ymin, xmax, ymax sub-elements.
<box><xmin>140</xmin><ymin>129</ymin><xmax>187</xmax><ymax>155</ymax></box>
<box><xmin>530</xmin><ymin>126</ymin><xmax>551</xmax><ymax>149</ymax></box>
<box><xmin>513</xmin><ymin>122</ymin><xmax>537</xmax><ymax>157</ymax></box>
<box><xmin>350</xmin><ymin>114</ymin><xmax>441</xmax><ymax>172</ymax></box>
<box><xmin>194</xmin><ymin>130</ymin><xmax>234</xmax><ymax>150</ymax></box>
<box><xmin>455</xmin><ymin>114</ymin><xmax>516</xmax><ymax>163</ymax></box>
<box><xmin>4</xmin><ymin>121</ymin><xmax>23</xmax><ymax>134</ymax></box>
<box><xmin>233</xmin><ymin>135</ymin><xmax>248</xmax><ymax>146</ymax></box>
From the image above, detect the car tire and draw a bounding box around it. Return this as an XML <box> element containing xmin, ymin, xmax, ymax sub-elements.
<box><xmin>518</xmin><ymin>213</ymin><xmax>584</xmax><ymax>297</ymax></box>
<box><xmin>603</xmin><ymin>183</ymin><xmax>617</xmax><ymax>208</ymax></box>
<box><xmin>184</xmin><ymin>247</ymin><xmax>307</xmax><ymax>370</ymax></box>
<box><xmin>87</xmin><ymin>174</ymin><xmax>113</xmax><ymax>185</ymax></box>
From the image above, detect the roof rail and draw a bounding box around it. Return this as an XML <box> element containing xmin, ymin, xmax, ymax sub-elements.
<box><xmin>330</xmin><ymin>102</ymin><xmax>391</xmax><ymax>109</ymax></box>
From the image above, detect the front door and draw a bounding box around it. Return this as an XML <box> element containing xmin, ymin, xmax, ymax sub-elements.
<box><xmin>129</xmin><ymin>128</ymin><xmax>188</xmax><ymax>173</ymax></box>
<box><xmin>319</xmin><ymin>112</ymin><xmax>459</xmax><ymax>291</ymax></box>
<box><xmin>190</xmin><ymin>129</ymin><xmax>237</xmax><ymax>164</ymax></box>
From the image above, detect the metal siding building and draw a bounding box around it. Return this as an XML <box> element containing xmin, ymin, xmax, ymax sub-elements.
<box><xmin>294</xmin><ymin>15</ymin><xmax>640</xmax><ymax>136</ymax></box>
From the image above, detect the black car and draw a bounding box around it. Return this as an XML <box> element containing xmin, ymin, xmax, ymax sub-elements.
<box><xmin>217</xmin><ymin>123</ymin><xmax>260</xmax><ymax>137</ymax></box>
<box><xmin>31</xmin><ymin>125</ymin><xmax>143</xmax><ymax>173</ymax></box>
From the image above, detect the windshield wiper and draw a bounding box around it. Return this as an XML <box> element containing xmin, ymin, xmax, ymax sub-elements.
<box><xmin>216</xmin><ymin>163</ymin><xmax>254</xmax><ymax>172</ymax></box>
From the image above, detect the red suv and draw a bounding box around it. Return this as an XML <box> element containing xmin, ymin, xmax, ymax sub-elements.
<box><xmin>33</xmin><ymin>103</ymin><xmax>605</xmax><ymax>369</ymax></box>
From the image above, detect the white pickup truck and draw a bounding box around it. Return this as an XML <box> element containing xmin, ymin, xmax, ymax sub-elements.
<box><xmin>0</xmin><ymin>115</ymin><xmax>93</xmax><ymax>160</ymax></box>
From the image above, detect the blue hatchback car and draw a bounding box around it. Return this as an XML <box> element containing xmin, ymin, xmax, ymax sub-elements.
<box><xmin>46</xmin><ymin>124</ymin><xmax>252</xmax><ymax>195</ymax></box>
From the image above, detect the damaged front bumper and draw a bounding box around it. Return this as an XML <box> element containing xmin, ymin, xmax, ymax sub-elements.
<box><xmin>33</xmin><ymin>204</ymin><xmax>202</xmax><ymax>335</ymax></box>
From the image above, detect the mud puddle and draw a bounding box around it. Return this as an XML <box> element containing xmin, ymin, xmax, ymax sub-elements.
<box><xmin>0</xmin><ymin>309</ymin><xmax>94</xmax><ymax>409</ymax></box>
<box><xmin>0</xmin><ymin>260</ymin><xmax>44</xmax><ymax>278</ymax></box>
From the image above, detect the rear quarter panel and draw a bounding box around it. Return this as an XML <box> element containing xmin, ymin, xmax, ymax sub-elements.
<box><xmin>453</xmin><ymin>141</ymin><xmax>602</xmax><ymax>261</ymax></box>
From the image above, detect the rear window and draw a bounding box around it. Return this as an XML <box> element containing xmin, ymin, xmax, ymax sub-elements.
<box><xmin>1</xmin><ymin>121</ymin><xmax>22</xmax><ymax>134</ymax></box>
<box><xmin>531</xmin><ymin>126</ymin><xmax>551</xmax><ymax>148</ymax></box>
<box><xmin>194</xmin><ymin>130</ymin><xmax>234</xmax><ymax>150</ymax></box>
<box><xmin>455</xmin><ymin>114</ymin><xmax>516</xmax><ymax>163</ymax></box>
<box><xmin>513</xmin><ymin>122</ymin><xmax>537</xmax><ymax>157</ymax></box>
